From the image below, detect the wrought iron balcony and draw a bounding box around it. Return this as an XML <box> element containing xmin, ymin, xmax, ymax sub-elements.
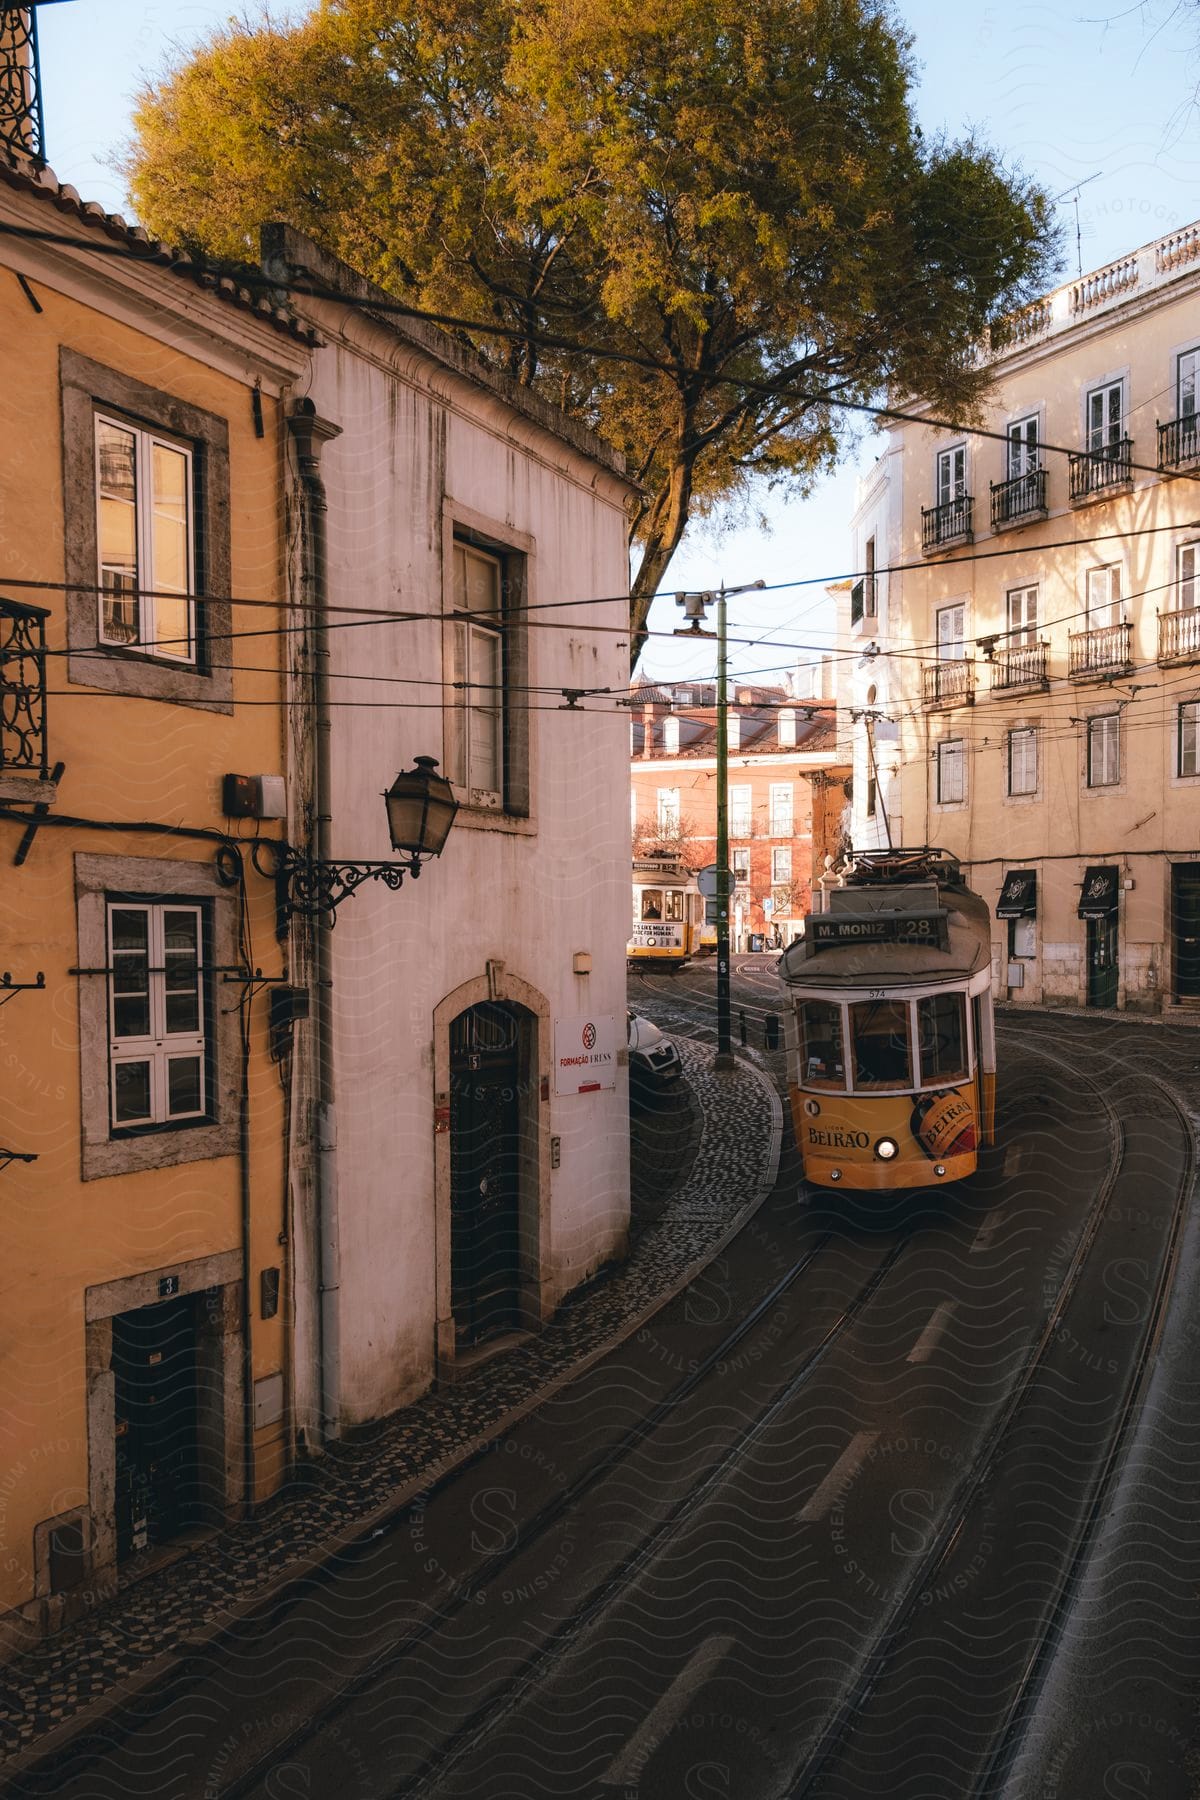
<box><xmin>991</xmin><ymin>642</ymin><xmax>1049</xmax><ymax>691</ymax></box>
<box><xmin>1157</xmin><ymin>415</ymin><xmax>1200</xmax><ymax>473</ymax></box>
<box><xmin>1158</xmin><ymin>607</ymin><xmax>1200</xmax><ymax>666</ymax></box>
<box><xmin>922</xmin><ymin>658</ymin><xmax>975</xmax><ymax>709</ymax></box>
<box><xmin>0</xmin><ymin>599</ymin><xmax>50</xmax><ymax>788</ymax></box>
<box><xmin>850</xmin><ymin>574</ymin><xmax>876</xmax><ymax>625</ymax></box>
<box><xmin>1068</xmin><ymin>620</ymin><xmax>1133</xmax><ymax>681</ymax></box>
<box><xmin>921</xmin><ymin>495</ymin><xmax>973</xmax><ymax>555</ymax></box>
<box><xmin>1068</xmin><ymin>437</ymin><xmax>1133</xmax><ymax>503</ymax></box>
<box><xmin>990</xmin><ymin>467</ymin><xmax>1047</xmax><ymax>530</ymax></box>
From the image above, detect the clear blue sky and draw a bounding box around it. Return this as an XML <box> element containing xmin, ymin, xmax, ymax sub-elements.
<box><xmin>35</xmin><ymin>0</ymin><xmax>1200</xmax><ymax>683</ymax></box>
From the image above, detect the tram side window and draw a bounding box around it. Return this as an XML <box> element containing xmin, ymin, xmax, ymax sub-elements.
<box><xmin>850</xmin><ymin>1000</ymin><xmax>912</xmax><ymax>1089</ymax></box>
<box><xmin>641</xmin><ymin>890</ymin><xmax>663</xmax><ymax>920</ymax></box>
<box><xmin>916</xmin><ymin>993</ymin><xmax>968</xmax><ymax>1088</ymax></box>
<box><xmin>664</xmin><ymin>890</ymin><xmax>685</xmax><ymax>922</ymax></box>
<box><xmin>798</xmin><ymin>1001</ymin><xmax>845</xmax><ymax>1089</ymax></box>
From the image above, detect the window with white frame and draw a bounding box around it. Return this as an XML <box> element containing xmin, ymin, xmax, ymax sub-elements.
<box><xmin>729</xmin><ymin>784</ymin><xmax>752</xmax><ymax>837</ymax></box>
<box><xmin>1007</xmin><ymin>415</ymin><xmax>1039</xmax><ymax>476</ymax></box>
<box><xmin>1006</xmin><ymin>585</ymin><xmax>1038</xmax><ymax>647</ymax></box>
<box><xmin>777</xmin><ymin>708</ymin><xmax>796</xmax><ymax>748</ymax></box>
<box><xmin>1007</xmin><ymin>726</ymin><xmax>1038</xmax><ymax>796</ymax></box>
<box><xmin>771</xmin><ymin>846</ymin><xmax>792</xmax><ymax>884</ymax></box>
<box><xmin>1179</xmin><ymin>703</ymin><xmax>1200</xmax><ymax>778</ymax></box>
<box><xmin>1086</xmin><ymin>564</ymin><xmax>1122</xmax><ymax>628</ymax></box>
<box><xmin>936</xmin><ymin>738</ymin><xmax>965</xmax><ymax>805</ymax></box>
<box><xmin>1086</xmin><ymin>380</ymin><xmax>1124</xmax><ymax>452</ymax></box>
<box><xmin>1179</xmin><ymin>349</ymin><xmax>1199</xmax><ymax>419</ymax></box>
<box><xmin>663</xmin><ymin>715</ymin><xmax>680</xmax><ymax>753</ymax></box>
<box><xmin>769</xmin><ymin>782</ymin><xmax>793</xmax><ymax>835</ymax></box>
<box><xmin>732</xmin><ymin>848</ymin><xmax>750</xmax><ymax>889</ymax></box>
<box><xmin>448</xmin><ymin>541</ymin><xmax>506</xmax><ymax>809</ymax></box>
<box><xmin>727</xmin><ymin>714</ymin><xmax>741</xmax><ymax>751</ymax></box>
<box><xmin>1087</xmin><ymin>713</ymin><xmax>1121</xmax><ymax>787</ymax></box>
<box><xmin>936</xmin><ymin>602</ymin><xmax>965</xmax><ymax>659</ymax></box>
<box><xmin>657</xmin><ymin>787</ymin><xmax>680</xmax><ymax>833</ymax></box>
<box><xmin>96</xmin><ymin>415</ymin><xmax>194</xmax><ymax>661</ymax></box>
<box><xmin>936</xmin><ymin>445</ymin><xmax>967</xmax><ymax>505</ymax></box>
<box><xmin>108</xmin><ymin>902</ymin><xmax>207</xmax><ymax>1130</ymax></box>
<box><xmin>1178</xmin><ymin>543</ymin><xmax>1198</xmax><ymax>609</ymax></box>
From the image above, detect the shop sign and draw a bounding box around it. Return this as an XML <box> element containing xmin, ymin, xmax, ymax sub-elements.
<box><xmin>555</xmin><ymin>1014</ymin><xmax>618</xmax><ymax>1096</ymax></box>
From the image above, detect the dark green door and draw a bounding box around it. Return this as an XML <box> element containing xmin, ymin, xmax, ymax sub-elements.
<box><xmin>1172</xmin><ymin>864</ymin><xmax>1200</xmax><ymax>1000</ymax></box>
<box><xmin>1086</xmin><ymin>914</ymin><xmax>1119</xmax><ymax>1008</ymax></box>
<box><xmin>450</xmin><ymin>1004</ymin><xmax>524</xmax><ymax>1346</ymax></box>
<box><xmin>112</xmin><ymin>1295</ymin><xmax>199</xmax><ymax>1559</ymax></box>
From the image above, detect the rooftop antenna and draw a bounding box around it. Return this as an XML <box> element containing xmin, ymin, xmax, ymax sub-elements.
<box><xmin>1053</xmin><ymin>172</ymin><xmax>1102</xmax><ymax>282</ymax></box>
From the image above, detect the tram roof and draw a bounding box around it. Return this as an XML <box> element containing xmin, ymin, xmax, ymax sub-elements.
<box><xmin>778</xmin><ymin>879</ymin><xmax>992</xmax><ymax>989</ymax></box>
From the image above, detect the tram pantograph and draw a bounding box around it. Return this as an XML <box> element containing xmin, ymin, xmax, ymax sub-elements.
<box><xmin>779</xmin><ymin>848</ymin><xmax>996</xmax><ymax>1189</ymax></box>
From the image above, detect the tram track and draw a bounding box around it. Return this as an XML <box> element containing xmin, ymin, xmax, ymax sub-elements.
<box><xmin>783</xmin><ymin>1036</ymin><xmax>1195</xmax><ymax>1800</ymax></box>
<box><xmin>207</xmin><ymin>1229</ymin><xmax>905</xmax><ymax>1800</ymax></box>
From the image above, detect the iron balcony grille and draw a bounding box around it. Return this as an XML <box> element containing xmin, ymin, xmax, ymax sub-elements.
<box><xmin>1068</xmin><ymin>437</ymin><xmax>1133</xmax><ymax>502</ymax></box>
<box><xmin>1068</xmin><ymin>620</ymin><xmax>1133</xmax><ymax>680</ymax></box>
<box><xmin>1157</xmin><ymin>415</ymin><xmax>1200</xmax><ymax>472</ymax></box>
<box><xmin>992</xmin><ymin>642</ymin><xmax>1048</xmax><ymax>690</ymax></box>
<box><xmin>921</xmin><ymin>495</ymin><xmax>973</xmax><ymax>554</ymax></box>
<box><xmin>990</xmin><ymin>467</ymin><xmax>1047</xmax><ymax>529</ymax></box>
<box><xmin>0</xmin><ymin>598</ymin><xmax>50</xmax><ymax>780</ymax></box>
<box><xmin>850</xmin><ymin>574</ymin><xmax>876</xmax><ymax>625</ymax></box>
<box><xmin>922</xmin><ymin>658</ymin><xmax>975</xmax><ymax>708</ymax></box>
<box><xmin>1158</xmin><ymin>607</ymin><xmax>1200</xmax><ymax>665</ymax></box>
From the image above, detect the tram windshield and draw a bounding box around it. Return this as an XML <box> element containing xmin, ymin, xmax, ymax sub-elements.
<box><xmin>916</xmin><ymin>993</ymin><xmax>968</xmax><ymax>1087</ymax></box>
<box><xmin>640</xmin><ymin>890</ymin><xmax>663</xmax><ymax>920</ymax></box>
<box><xmin>798</xmin><ymin>1000</ymin><xmax>845</xmax><ymax>1089</ymax></box>
<box><xmin>850</xmin><ymin>999</ymin><xmax>912</xmax><ymax>1089</ymax></box>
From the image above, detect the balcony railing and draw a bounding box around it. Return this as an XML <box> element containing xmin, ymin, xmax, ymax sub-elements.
<box><xmin>1068</xmin><ymin>437</ymin><xmax>1133</xmax><ymax>503</ymax></box>
<box><xmin>991</xmin><ymin>642</ymin><xmax>1049</xmax><ymax>690</ymax></box>
<box><xmin>1157</xmin><ymin>415</ymin><xmax>1200</xmax><ymax>472</ymax></box>
<box><xmin>0</xmin><ymin>599</ymin><xmax>50</xmax><ymax>782</ymax></box>
<box><xmin>1158</xmin><ymin>607</ymin><xmax>1200</xmax><ymax>666</ymax></box>
<box><xmin>922</xmin><ymin>658</ymin><xmax>975</xmax><ymax>709</ymax></box>
<box><xmin>850</xmin><ymin>574</ymin><xmax>876</xmax><ymax>625</ymax></box>
<box><xmin>990</xmin><ymin>467</ymin><xmax>1047</xmax><ymax>530</ymax></box>
<box><xmin>921</xmin><ymin>495</ymin><xmax>973</xmax><ymax>554</ymax></box>
<box><xmin>1068</xmin><ymin>620</ymin><xmax>1133</xmax><ymax>680</ymax></box>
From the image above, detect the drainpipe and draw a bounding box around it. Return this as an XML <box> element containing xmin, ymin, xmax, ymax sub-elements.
<box><xmin>287</xmin><ymin>400</ymin><xmax>343</xmax><ymax>1446</ymax></box>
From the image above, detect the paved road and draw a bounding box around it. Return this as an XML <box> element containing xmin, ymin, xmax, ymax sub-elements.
<box><xmin>22</xmin><ymin>969</ymin><xmax>1200</xmax><ymax>1800</ymax></box>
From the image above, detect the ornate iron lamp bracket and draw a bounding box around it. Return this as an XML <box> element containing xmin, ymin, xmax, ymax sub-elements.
<box><xmin>250</xmin><ymin>840</ymin><xmax>425</xmax><ymax>930</ymax></box>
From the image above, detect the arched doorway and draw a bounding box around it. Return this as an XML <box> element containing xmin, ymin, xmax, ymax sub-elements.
<box><xmin>449</xmin><ymin>1002</ymin><xmax>529</xmax><ymax>1346</ymax></box>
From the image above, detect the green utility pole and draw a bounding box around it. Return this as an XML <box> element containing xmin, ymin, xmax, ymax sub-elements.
<box><xmin>674</xmin><ymin>579</ymin><xmax>764</xmax><ymax>1072</ymax></box>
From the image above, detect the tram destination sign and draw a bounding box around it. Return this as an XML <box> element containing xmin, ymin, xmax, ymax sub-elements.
<box><xmin>810</xmin><ymin>910</ymin><xmax>947</xmax><ymax>948</ymax></box>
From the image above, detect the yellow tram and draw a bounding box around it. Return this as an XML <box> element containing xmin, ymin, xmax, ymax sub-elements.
<box><xmin>779</xmin><ymin>849</ymin><xmax>996</xmax><ymax>1189</ymax></box>
<box><xmin>628</xmin><ymin>853</ymin><xmax>705</xmax><ymax>968</ymax></box>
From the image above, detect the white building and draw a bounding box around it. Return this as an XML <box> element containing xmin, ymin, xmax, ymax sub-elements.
<box><xmin>266</xmin><ymin>227</ymin><xmax>637</xmax><ymax>1435</ymax></box>
<box><xmin>841</xmin><ymin>443</ymin><xmax>905</xmax><ymax>853</ymax></box>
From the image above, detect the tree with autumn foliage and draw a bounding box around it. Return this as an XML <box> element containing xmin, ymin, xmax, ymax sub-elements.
<box><xmin>126</xmin><ymin>0</ymin><xmax>1059</xmax><ymax>667</ymax></box>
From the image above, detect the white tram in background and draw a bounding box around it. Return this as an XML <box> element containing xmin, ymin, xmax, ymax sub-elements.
<box><xmin>628</xmin><ymin>853</ymin><xmax>705</xmax><ymax>969</ymax></box>
<box><xmin>778</xmin><ymin>849</ymin><xmax>996</xmax><ymax>1190</ymax></box>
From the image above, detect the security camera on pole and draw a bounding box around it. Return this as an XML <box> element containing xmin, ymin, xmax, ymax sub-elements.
<box><xmin>674</xmin><ymin>579</ymin><xmax>765</xmax><ymax>1071</ymax></box>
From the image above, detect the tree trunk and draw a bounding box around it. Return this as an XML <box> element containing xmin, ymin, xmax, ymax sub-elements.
<box><xmin>628</xmin><ymin>452</ymin><xmax>697</xmax><ymax>672</ymax></box>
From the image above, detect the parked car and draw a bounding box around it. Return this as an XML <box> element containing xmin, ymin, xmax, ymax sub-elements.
<box><xmin>627</xmin><ymin>1011</ymin><xmax>683</xmax><ymax>1091</ymax></box>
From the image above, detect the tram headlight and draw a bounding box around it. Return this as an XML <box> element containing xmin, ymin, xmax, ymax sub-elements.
<box><xmin>874</xmin><ymin>1137</ymin><xmax>899</xmax><ymax>1161</ymax></box>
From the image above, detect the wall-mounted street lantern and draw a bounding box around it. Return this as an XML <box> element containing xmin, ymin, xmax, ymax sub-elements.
<box><xmin>252</xmin><ymin>756</ymin><xmax>458</xmax><ymax>927</ymax></box>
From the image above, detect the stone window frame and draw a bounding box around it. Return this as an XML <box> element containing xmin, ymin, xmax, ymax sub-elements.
<box><xmin>61</xmin><ymin>348</ymin><xmax>233</xmax><ymax>713</ymax></box>
<box><xmin>75</xmin><ymin>852</ymin><xmax>239</xmax><ymax>1181</ymax></box>
<box><xmin>441</xmin><ymin>499</ymin><xmax>534</xmax><ymax>831</ymax></box>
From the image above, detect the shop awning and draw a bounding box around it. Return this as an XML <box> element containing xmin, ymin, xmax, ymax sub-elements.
<box><xmin>996</xmin><ymin>869</ymin><xmax>1037</xmax><ymax>919</ymax></box>
<box><xmin>1078</xmin><ymin>865</ymin><xmax>1119</xmax><ymax>919</ymax></box>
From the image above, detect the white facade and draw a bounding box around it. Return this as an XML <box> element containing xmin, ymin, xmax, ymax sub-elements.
<box><xmin>270</xmin><ymin>230</ymin><xmax>635</xmax><ymax>1432</ymax></box>
<box><xmin>842</xmin><ymin>443</ymin><xmax>904</xmax><ymax>852</ymax></box>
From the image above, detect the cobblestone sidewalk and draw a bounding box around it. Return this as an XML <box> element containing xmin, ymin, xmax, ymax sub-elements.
<box><xmin>0</xmin><ymin>1043</ymin><xmax>780</xmax><ymax>1767</ymax></box>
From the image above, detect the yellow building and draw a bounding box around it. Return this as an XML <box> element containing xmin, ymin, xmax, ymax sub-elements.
<box><xmin>848</xmin><ymin>221</ymin><xmax>1200</xmax><ymax>1017</ymax></box>
<box><xmin>0</xmin><ymin>146</ymin><xmax>311</xmax><ymax>1653</ymax></box>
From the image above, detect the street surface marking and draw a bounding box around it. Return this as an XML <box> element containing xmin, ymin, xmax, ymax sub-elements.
<box><xmin>796</xmin><ymin>1431</ymin><xmax>879</xmax><ymax>1523</ymax></box>
<box><xmin>970</xmin><ymin>1207</ymin><xmax>1005</xmax><ymax>1254</ymax></box>
<box><xmin>906</xmin><ymin>1301</ymin><xmax>957</xmax><ymax>1364</ymax></box>
<box><xmin>600</xmin><ymin>1633</ymin><xmax>737</xmax><ymax>1786</ymax></box>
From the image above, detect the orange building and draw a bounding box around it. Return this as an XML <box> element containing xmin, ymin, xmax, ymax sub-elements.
<box><xmin>629</xmin><ymin>679</ymin><xmax>850</xmax><ymax>948</ymax></box>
